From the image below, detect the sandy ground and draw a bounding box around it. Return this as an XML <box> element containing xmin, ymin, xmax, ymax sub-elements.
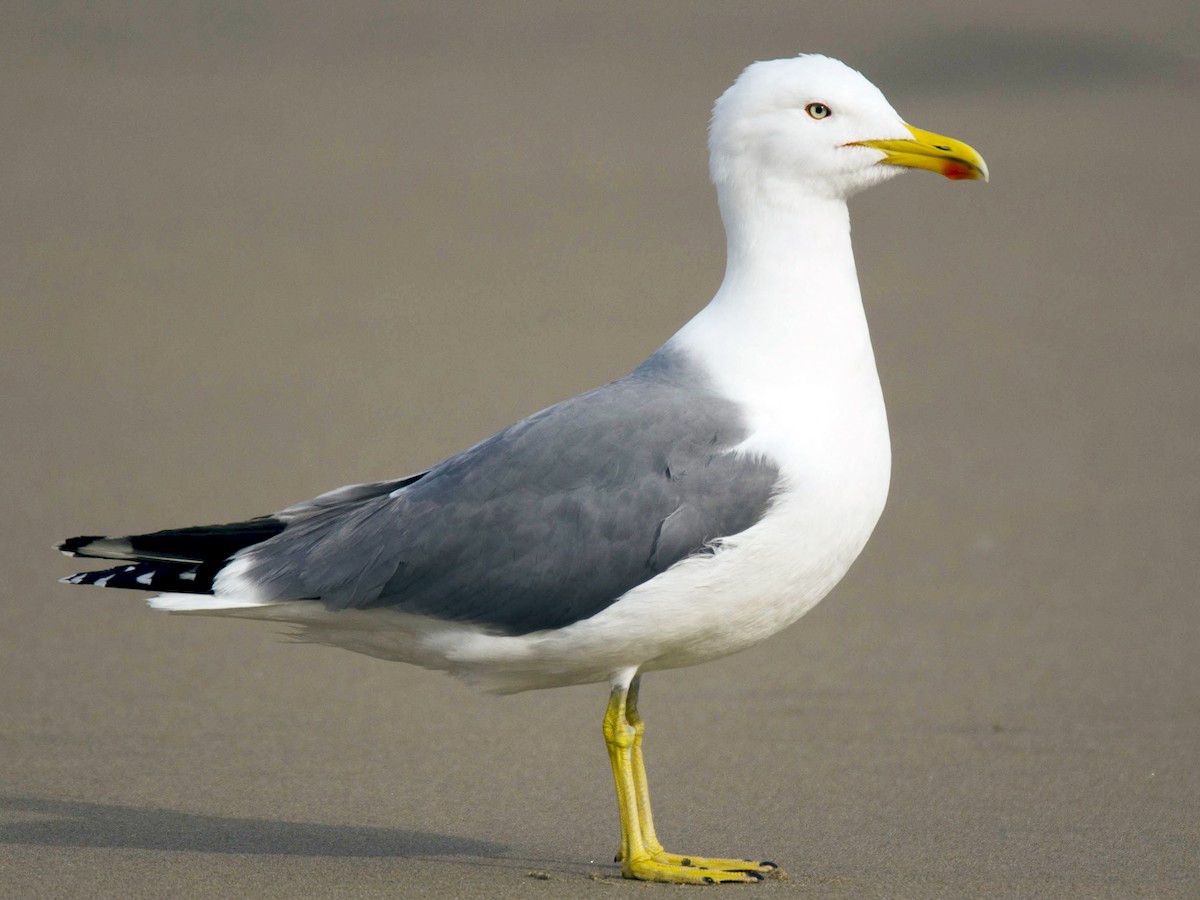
<box><xmin>3</xmin><ymin>3</ymin><xmax>1198</xmax><ymax>897</ymax></box>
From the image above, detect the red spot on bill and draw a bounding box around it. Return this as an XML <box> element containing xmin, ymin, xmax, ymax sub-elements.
<box><xmin>941</xmin><ymin>160</ymin><xmax>975</xmax><ymax>180</ymax></box>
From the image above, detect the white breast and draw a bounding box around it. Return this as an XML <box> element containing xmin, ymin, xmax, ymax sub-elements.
<box><xmin>574</xmin><ymin>297</ymin><xmax>891</xmax><ymax>672</ymax></box>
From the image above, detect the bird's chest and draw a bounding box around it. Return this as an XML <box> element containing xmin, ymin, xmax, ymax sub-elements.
<box><xmin>740</xmin><ymin>351</ymin><xmax>892</xmax><ymax>519</ymax></box>
<box><xmin>757</xmin><ymin>390</ymin><xmax>891</xmax><ymax>573</ymax></box>
<box><xmin>636</xmin><ymin>384</ymin><xmax>891</xmax><ymax>664</ymax></box>
<box><xmin>715</xmin><ymin>366</ymin><xmax>893</xmax><ymax>618</ymax></box>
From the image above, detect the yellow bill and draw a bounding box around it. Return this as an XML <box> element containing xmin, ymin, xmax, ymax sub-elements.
<box><xmin>850</xmin><ymin>124</ymin><xmax>988</xmax><ymax>182</ymax></box>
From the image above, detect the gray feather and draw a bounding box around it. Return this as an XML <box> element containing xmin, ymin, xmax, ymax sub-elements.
<box><xmin>234</xmin><ymin>346</ymin><xmax>781</xmax><ymax>634</ymax></box>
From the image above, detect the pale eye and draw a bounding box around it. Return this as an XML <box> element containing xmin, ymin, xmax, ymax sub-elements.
<box><xmin>805</xmin><ymin>102</ymin><xmax>831</xmax><ymax>120</ymax></box>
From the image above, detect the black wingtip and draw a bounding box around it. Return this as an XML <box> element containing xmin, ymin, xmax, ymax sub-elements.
<box><xmin>58</xmin><ymin>567</ymin><xmax>127</xmax><ymax>587</ymax></box>
<box><xmin>58</xmin><ymin>518</ymin><xmax>288</xmax><ymax>565</ymax></box>
<box><xmin>58</xmin><ymin>561</ymin><xmax>214</xmax><ymax>593</ymax></box>
<box><xmin>56</xmin><ymin>535</ymin><xmax>107</xmax><ymax>557</ymax></box>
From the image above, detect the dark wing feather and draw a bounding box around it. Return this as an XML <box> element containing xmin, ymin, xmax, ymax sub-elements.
<box><xmin>56</xmin><ymin>479</ymin><xmax>420</xmax><ymax>587</ymax></box>
<box><xmin>59</xmin><ymin>518</ymin><xmax>286</xmax><ymax>565</ymax></box>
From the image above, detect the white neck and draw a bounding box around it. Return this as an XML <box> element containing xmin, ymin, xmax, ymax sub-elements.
<box><xmin>653</xmin><ymin>179</ymin><xmax>893</xmax><ymax>642</ymax></box>
<box><xmin>670</xmin><ymin>186</ymin><xmax>882</xmax><ymax>424</ymax></box>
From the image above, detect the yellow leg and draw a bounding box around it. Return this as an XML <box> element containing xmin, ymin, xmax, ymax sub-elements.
<box><xmin>625</xmin><ymin>676</ymin><xmax>666</xmax><ymax>857</ymax></box>
<box><xmin>604</xmin><ymin>675</ymin><xmax>780</xmax><ymax>883</ymax></box>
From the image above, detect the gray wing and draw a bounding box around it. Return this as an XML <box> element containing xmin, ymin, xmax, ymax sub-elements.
<box><xmin>235</xmin><ymin>347</ymin><xmax>781</xmax><ymax>635</ymax></box>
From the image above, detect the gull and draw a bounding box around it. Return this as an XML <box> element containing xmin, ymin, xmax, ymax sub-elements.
<box><xmin>58</xmin><ymin>54</ymin><xmax>987</xmax><ymax>884</ymax></box>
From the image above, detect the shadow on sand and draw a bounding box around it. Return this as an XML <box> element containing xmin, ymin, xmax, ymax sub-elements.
<box><xmin>0</xmin><ymin>796</ymin><xmax>508</xmax><ymax>859</ymax></box>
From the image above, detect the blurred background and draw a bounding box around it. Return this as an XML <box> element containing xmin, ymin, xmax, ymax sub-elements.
<box><xmin>2</xmin><ymin>2</ymin><xmax>1197</xmax><ymax>896</ymax></box>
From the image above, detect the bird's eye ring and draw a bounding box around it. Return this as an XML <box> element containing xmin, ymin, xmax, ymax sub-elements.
<box><xmin>805</xmin><ymin>103</ymin><xmax>831</xmax><ymax>120</ymax></box>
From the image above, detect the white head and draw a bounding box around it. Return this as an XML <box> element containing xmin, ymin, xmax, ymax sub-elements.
<box><xmin>709</xmin><ymin>55</ymin><xmax>987</xmax><ymax>206</ymax></box>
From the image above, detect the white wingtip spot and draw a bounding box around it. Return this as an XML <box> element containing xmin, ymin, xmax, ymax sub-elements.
<box><xmin>94</xmin><ymin>575</ymin><xmax>113</xmax><ymax>587</ymax></box>
<box><xmin>136</xmin><ymin>571</ymin><xmax>155</xmax><ymax>586</ymax></box>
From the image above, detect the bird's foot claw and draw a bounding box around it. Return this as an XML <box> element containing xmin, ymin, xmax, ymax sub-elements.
<box><xmin>621</xmin><ymin>850</ymin><xmax>781</xmax><ymax>884</ymax></box>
